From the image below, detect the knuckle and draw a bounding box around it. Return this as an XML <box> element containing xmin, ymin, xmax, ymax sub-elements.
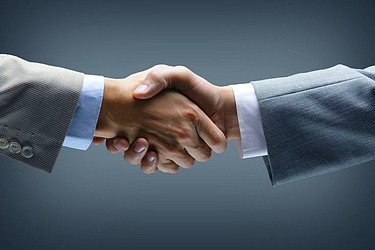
<box><xmin>186</xmin><ymin>141</ymin><xmax>212</xmax><ymax>163</ymax></box>
<box><xmin>199</xmin><ymin>150</ymin><xmax>212</xmax><ymax>163</ymax></box>
<box><xmin>168</xmin><ymin>168</ymin><xmax>178</xmax><ymax>174</ymax></box>
<box><xmin>174</xmin><ymin>65</ymin><xmax>190</xmax><ymax>74</ymax></box>
<box><xmin>149</xmin><ymin>65</ymin><xmax>171</xmax><ymax>78</ymax></box>
<box><xmin>146</xmin><ymin>70</ymin><xmax>161</xmax><ymax>81</ymax></box>
<box><xmin>210</xmin><ymin>133</ymin><xmax>227</xmax><ymax>151</ymax></box>
<box><xmin>183</xmin><ymin>107</ymin><xmax>200</xmax><ymax>122</ymax></box>
<box><xmin>176</xmin><ymin>129</ymin><xmax>191</xmax><ymax>143</ymax></box>
<box><xmin>160</xmin><ymin>164</ymin><xmax>179</xmax><ymax>174</ymax></box>
<box><xmin>162</xmin><ymin>142</ymin><xmax>180</xmax><ymax>155</ymax></box>
<box><xmin>153</xmin><ymin>64</ymin><xmax>169</xmax><ymax>70</ymax></box>
<box><xmin>170</xmin><ymin>126</ymin><xmax>193</xmax><ymax>145</ymax></box>
<box><xmin>182</xmin><ymin>159</ymin><xmax>195</xmax><ymax>169</ymax></box>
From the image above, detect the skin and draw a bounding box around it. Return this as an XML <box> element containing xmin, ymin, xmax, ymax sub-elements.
<box><xmin>100</xmin><ymin>65</ymin><xmax>240</xmax><ymax>174</ymax></box>
<box><xmin>94</xmin><ymin>69</ymin><xmax>227</xmax><ymax>174</ymax></box>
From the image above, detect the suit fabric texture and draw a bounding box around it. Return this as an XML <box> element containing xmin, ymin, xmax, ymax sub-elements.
<box><xmin>252</xmin><ymin>65</ymin><xmax>375</xmax><ymax>186</ymax></box>
<box><xmin>0</xmin><ymin>55</ymin><xmax>83</xmax><ymax>172</ymax></box>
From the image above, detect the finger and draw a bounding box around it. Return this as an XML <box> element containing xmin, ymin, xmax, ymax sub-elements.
<box><xmin>157</xmin><ymin>160</ymin><xmax>180</xmax><ymax>174</ymax></box>
<box><xmin>124</xmin><ymin>138</ymin><xmax>149</xmax><ymax>165</ymax></box>
<box><xmin>195</xmin><ymin>110</ymin><xmax>227</xmax><ymax>154</ymax></box>
<box><xmin>169</xmin><ymin>150</ymin><xmax>195</xmax><ymax>169</ymax></box>
<box><xmin>92</xmin><ymin>137</ymin><xmax>105</xmax><ymax>145</ymax></box>
<box><xmin>106</xmin><ymin>137</ymin><xmax>129</xmax><ymax>154</ymax></box>
<box><xmin>140</xmin><ymin>151</ymin><xmax>159</xmax><ymax>174</ymax></box>
<box><xmin>185</xmin><ymin>139</ymin><xmax>212</xmax><ymax>163</ymax></box>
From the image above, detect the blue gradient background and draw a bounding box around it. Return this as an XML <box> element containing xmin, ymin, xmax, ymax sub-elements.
<box><xmin>1</xmin><ymin>0</ymin><xmax>375</xmax><ymax>249</ymax></box>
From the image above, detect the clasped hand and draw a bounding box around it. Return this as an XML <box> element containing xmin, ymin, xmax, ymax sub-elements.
<box><xmin>94</xmin><ymin>66</ymin><xmax>240</xmax><ymax>174</ymax></box>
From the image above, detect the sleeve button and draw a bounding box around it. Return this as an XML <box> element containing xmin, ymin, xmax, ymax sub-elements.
<box><xmin>0</xmin><ymin>138</ymin><xmax>9</xmax><ymax>149</ymax></box>
<box><xmin>21</xmin><ymin>145</ymin><xmax>34</xmax><ymax>159</ymax></box>
<box><xmin>9</xmin><ymin>141</ymin><xmax>21</xmax><ymax>154</ymax></box>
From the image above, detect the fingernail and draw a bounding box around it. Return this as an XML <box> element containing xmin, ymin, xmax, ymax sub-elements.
<box><xmin>134</xmin><ymin>84</ymin><xmax>149</xmax><ymax>94</ymax></box>
<box><xmin>134</xmin><ymin>143</ymin><xmax>145</xmax><ymax>153</ymax></box>
<box><xmin>113</xmin><ymin>139</ymin><xmax>120</xmax><ymax>151</ymax></box>
<box><xmin>114</xmin><ymin>139</ymin><xmax>128</xmax><ymax>151</ymax></box>
<box><xmin>147</xmin><ymin>155</ymin><xmax>156</xmax><ymax>163</ymax></box>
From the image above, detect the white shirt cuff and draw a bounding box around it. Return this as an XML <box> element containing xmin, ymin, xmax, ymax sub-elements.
<box><xmin>63</xmin><ymin>75</ymin><xmax>104</xmax><ymax>150</ymax></box>
<box><xmin>231</xmin><ymin>83</ymin><xmax>268</xmax><ymax>158</ymax></box>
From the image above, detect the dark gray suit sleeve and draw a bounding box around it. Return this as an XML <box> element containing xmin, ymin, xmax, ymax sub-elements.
<box><xmin>252</xmin><ymin>65</ymin><xmax>375</xmax><ymax>186</ymax></box>
<box><xmin>0</xmin><ymin>55</ymin><xmax>84</xmax><ymax>172</ymax></box>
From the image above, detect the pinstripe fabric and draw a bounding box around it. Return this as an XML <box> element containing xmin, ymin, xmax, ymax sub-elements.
<box><xmin>252</xmin><ymin>65</ymin><xmax>375</xmax><ymax>186</ymax></box>
<box><xmin>0</xmin><ymin>55</ymin><xmax>84</xmax><ymax>172</ymax></box>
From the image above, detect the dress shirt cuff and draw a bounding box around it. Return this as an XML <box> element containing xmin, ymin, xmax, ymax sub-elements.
<box><xmin>63</xmin><ymin>75</ymin><xmax>104</xmax><ymax>150</ymax></box>
<box><xmin>231</xmin><ymin>83</ymin><xmax>268</xmax><ymax>158</ymax></box>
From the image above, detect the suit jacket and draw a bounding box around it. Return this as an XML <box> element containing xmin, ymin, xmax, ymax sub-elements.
<box><xmin>0</xmin><ymin>55</ymin><xmax>83</xmax><ymax>172</ymax></box>
<box><xmin>252</xmin><ymin>65</ymin><xmax>375</xmax><ymax>186</ymax></box>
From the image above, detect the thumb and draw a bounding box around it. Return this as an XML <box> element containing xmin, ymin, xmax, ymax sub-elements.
<box><xmin>133</xmin><ymin>66</ymin><xmax>170</xmax><ymax>99</ymax></box>
<box><xmin>133</xmin><ymin>78</ymin><xmax>165</xmax><ymax>99</ymax></box>
<box><xmin>133</xmin><ymin>65</ymin><xmax>198</xmax><ymax>100</ymax></box>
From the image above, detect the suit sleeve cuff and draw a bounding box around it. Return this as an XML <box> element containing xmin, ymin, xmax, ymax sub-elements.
<box><xmin>231</xmin><ymin>83</ymin><xmax>268</xmax><ymax>158</ymax></box>
<box><xmin>63</xmin><ymin>75</ymin><xmax>104</xmax><ymax>150</ymax></box>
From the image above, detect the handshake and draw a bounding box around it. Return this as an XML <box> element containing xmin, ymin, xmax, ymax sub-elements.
<box><xmin>3</xmin><ymin>54</ymin><xmax>372</xmax><ymax>185</ymax></box>
<box><xmin>92</xmin><ymin>65</ymin><xmax>241</xmax><ymax>174</ymax></box>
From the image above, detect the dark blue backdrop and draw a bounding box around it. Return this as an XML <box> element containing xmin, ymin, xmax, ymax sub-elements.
<box><xmin>1</xmin><ymin>0</ymin><xmax>375</xmax><ymax>249</ymax></box>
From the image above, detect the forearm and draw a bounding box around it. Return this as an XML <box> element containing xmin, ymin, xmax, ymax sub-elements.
<box><xmin>0</xmin><ymin>54</ymin><xmax>83</xmax><ymax>171</ymax></box>
<box><xmin>252</xmin><ymin>64</ymin><xmax>375</xmax><ymax>186</ymax></box>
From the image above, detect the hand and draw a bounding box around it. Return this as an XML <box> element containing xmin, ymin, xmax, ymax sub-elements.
<box><xmin>105</xmin><ymin>65</ymin><xmax>240</xmax><ymax>173</ymax></box>
<box><xmin>94</xmin><ymin>68</ymin><xmax>227</xmax><ymax>173</ymax></box>
<box><xmin>134</xmin><ymin>65</ymin><xmax>240</xmax><ymax>139</ymax></box>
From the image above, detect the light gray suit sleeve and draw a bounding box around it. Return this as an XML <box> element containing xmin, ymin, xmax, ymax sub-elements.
<box><xmin>0</xmin><ymin>55</ymin><xmax>84</xmax><ymax>172</ymax></box>
<box><xmin>252</xmin><ymin>65</ymin><xmax>375</xmax><ymax>186</ymax></box>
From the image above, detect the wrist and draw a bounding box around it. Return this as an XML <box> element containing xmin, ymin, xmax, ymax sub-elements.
<box><xmin>94</xmin><ymin>77</ymin><xmax>118</xmax><ymax>138</ymax></box>
<box><xmin>220</xmin><ymin>86</ymin><xmax>240</xmax><ymax>140</ymax></box>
